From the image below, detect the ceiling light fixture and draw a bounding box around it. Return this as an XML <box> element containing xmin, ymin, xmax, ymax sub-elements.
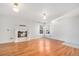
<box><xmin>42</xmin><ymin>9</ymin><xmax>48</xmax><ymax>20</ymax></box>
<box><xmin>42</xmin><ymin>12</ymin><xmax>47</xmax><ymax>20</ymax></box>
<box><xmin>13</xmin><ymin>3</ymin><xmax>19</xmax><ymax>12</ymax></box>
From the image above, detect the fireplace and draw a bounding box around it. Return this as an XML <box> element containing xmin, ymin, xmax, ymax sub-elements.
<box><xmin>18</xmin><ymin>31</ymin><xmax>27</xmax><ymax>38</ymax></box>
<box><xmin>15</xmin><ymin>25</ymin><xmax>28</xmax><ymax>42</ymax></box>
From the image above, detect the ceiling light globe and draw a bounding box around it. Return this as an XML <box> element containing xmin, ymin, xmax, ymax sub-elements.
<box><xmin>13</xmin><ymin>7</ymin><xmax>19</xmax><ymax>12</ymax></box>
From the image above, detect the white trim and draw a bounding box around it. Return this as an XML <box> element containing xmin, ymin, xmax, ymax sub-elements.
<box><xmin>0</xmin><ymin>37</ymin><xmax>42</xmax><ymax>44</ymax></box>
<box><xmin>62</xmin><ymin>42</ymin><xmax>79</xmax><ymax>48</ymax></box>
<box><xmin>0</xmin><ymin>40</ymin><xmax>13</xmax><ymax>44</ymax></box>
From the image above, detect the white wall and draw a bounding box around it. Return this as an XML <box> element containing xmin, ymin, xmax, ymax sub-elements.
<box><xmin>0</xmin><ymin>16</ymin><xmax>42</xmax><ymax>43</ymax></box>
<box><xmin>1</xmin><ymin>7</ymin><xmax>79</xmax><ymax>45</ymax></box>
<box><xmin>48</xmin><ymin>8</ymin><xmax>79</xmax><ymax>45</ymax></box>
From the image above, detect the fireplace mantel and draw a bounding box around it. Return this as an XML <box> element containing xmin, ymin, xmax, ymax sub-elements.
<box><xmin>15</xmin><ymin>25</ymin><xmax>29</xmax><ymax>42</ymax></box>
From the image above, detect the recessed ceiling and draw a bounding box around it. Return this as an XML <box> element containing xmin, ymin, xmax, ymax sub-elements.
<box><xmin>0</xmin><ymin>3</ymin><xmax>79</xmax><ymax>23</ymax></box>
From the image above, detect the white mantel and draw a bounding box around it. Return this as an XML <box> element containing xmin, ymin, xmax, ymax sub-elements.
<box><xmin>15</xmin><ymin>25</ymin><xmax>29</xmax><ymax>42</ymax></box>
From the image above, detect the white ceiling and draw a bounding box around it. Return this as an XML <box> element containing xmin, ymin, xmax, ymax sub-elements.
<box><xmin>0</xmin><ymin>3</ymin><xmax>79</xmax><ymax>23</ymax></box>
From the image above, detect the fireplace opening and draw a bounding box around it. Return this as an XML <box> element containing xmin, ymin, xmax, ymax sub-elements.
<box><xmin>18</xmin><ymin>31</ymin><xmax>27</xmax><ymax>38</ymax></box>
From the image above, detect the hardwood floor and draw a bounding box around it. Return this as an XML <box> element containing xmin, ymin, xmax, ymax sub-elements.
<box><xmin>0</xmin><ymin>38</ymin><xmax>79</xmax><ymax>56</ymax></box>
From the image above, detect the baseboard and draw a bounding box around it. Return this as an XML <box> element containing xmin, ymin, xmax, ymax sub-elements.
<box><xmin>12</xmin><ymin>37</ymin><xmax>42</xmax><ymax>43</ymax></box>
<box><xmin>0</xmin><ymin>37</ymin><xmax>41</xmax><ymax>44</ymax></box>
<box><xmin>62</xmin><ymin>42</ymin><xmax>79</xmax><ymax>48</ymax></box>
<box><xmin>47</xmin><ymin>37</ymin><xmax>79</xmax><ymax>48</ymax></box>
<box><xmin>0</xmin><ymin>40</ymin><xmax>13</xmax><ymax>44</ymax></box>
<box><xmin>45</xmin><ymin>37</ymin><xmax>63</xmax><ymax>41</ymax></box>
<box><xmin>28</xmin><ymin>37</ymin><xmax>42</xmax><ymax>40</ymax></box>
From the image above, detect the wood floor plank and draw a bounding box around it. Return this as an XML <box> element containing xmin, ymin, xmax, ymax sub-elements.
<box><xmin>0</xmin><ymin>38</ymin><xmax>79</xmax><ymax>56</ymax></box>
